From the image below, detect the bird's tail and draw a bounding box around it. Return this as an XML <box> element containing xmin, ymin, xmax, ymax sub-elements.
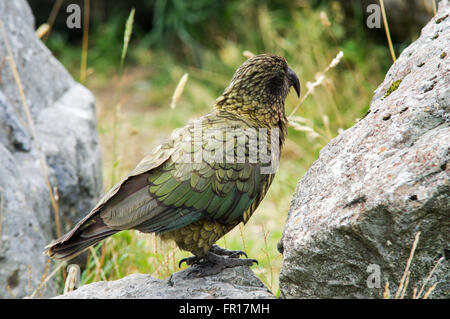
<box><xmin>44</xmin><ymin>215</ymin><xmax>118</xmax><ymax>260</ymax></box>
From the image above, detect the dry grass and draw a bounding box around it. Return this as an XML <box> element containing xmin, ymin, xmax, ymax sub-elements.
<box><xmin>0</xmin><ymin>17</ymin><xmax>67</xmax><ymax>298</ymax></box>
<box><xmin>80</xmin><ymin>0</ymin><xmax>90</xmax><ymax>84</ymax></box>
<box><xmin>110</xmin><ymin>8</ymin><xmax>135</xmax><ymax>186</ymax></box>
<box><xmin>288</xmin><ymin>50</ymin><xmax>344</xmax><ymax>142</ymax></box>
<box><xmin>170</xmin><ymin>73</ymin><xmax>189</xmax><ymax>109</ymax></box>
<box><xmin>383</xmin><ymin>232</ymin><xmax>444</xmax><ymax>299</ymax></box>
<box><xmin>41</xmin><ymin>0</ymin><xmax>64</xmax><ymax>41</ymax></box>
<box><xmin>379</xmin><ymin>0</ymin><xmax>396</xmax><ymax>62</ymax></box>
<box><xmin>0</xmin><ymin>19</ymin><xmax>61</xmax><ymax>239</ymax></box>
<box><xmin>394</xmin><ymin>232</ymin><xmax>421</xmax><ymax>298</ymax></box>
<box><xmin>28</xmin><ymin>261</ymin><xmax>66</xmax><ymax>298</ymax></box>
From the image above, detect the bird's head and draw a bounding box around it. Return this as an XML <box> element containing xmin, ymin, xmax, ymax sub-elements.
<box><xmin>214</xmin><ymin>54</ymin><xmax>300</xmax><ymax>125</ymax></box>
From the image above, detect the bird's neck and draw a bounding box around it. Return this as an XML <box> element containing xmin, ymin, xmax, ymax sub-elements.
<box><xmin>213</xmin><ymin>94</ymin><xmax>287</xmax><ymax>135</ymax></box>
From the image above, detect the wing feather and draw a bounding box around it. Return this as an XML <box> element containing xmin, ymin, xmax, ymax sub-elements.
<box><xmin>92</xmin><ymin>111</ymin><xmax>273</xmax><ymax>235</ymax></box>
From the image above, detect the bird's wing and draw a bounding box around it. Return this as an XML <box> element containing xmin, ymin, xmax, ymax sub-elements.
<box><xmin>53</xmin><ymin>137</ymin><xmax>177</xmax><ymax>244</ymax></box>
<box><xmin>98</xmin><ymin>112</ymin><xmax>273</xmax><ymax>234</ymax></box>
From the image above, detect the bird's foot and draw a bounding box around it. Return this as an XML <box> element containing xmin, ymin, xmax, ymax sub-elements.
<box><xmin>179</xmin><ymin>249</ymin><xmax>258</xmax><ymax>278</ymax></box>
<box><xmin>209</xmin><ymin>244</ymin><xmax>248</xmax><ymax>258</ymax></box>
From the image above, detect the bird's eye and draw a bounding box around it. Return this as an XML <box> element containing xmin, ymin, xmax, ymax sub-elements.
<box><xmin>267</xmin><ymin>75</ymin><xmax>284</xmax><ymax>95</ymax></box>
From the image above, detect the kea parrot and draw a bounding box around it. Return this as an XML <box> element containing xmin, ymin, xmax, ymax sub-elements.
<box><xmin>45</xmin><ymin>54</ymin><xmax>300</xmax><ymax>276</ymax></box>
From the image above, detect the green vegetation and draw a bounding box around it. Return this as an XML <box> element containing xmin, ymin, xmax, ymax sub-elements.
<box><xmin>384</xmin><ymin>79</ymin><xmax>402</xmax><ymax>98</ymax></box>
<box><xmin>45</xmin><ymin>1</ymin><xmax>395</xmax><ymax>294</ymax></box>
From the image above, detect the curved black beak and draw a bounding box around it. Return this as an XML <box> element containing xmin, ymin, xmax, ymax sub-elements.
<box><xmin>288</xmin><ymin>67</ymin><xmax>300</xmax><ymax>98</ymax></box>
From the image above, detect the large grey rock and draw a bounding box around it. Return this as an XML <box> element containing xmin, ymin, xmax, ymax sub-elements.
<box><xmin>54</xmin><ymin>266</ymin><xmax>274</xmax><ymax>299</ymax></box>
<box><xmin>0</xmin><ymin>0</ymin><xmax>102</xmax><ymax>298</ymax></box>
<box><xmin>279</xmin><ymin>1</ymin><xmax>449</xmax><ymax>299</ymax></box>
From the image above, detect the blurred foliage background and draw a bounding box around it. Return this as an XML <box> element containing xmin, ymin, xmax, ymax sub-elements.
<box><xmin>29</xmin><ymin>0</ymin><xmax>435</xmax><ymax>295</ymax></box>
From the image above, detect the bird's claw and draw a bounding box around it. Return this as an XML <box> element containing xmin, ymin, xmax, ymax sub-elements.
<box><xmin>209</xmin><ymin>244</ymin><xmax>248</xmax><ymax>258</ymax></box>
<box><xmin>178</xmin><ymin>256</ymin><xmax>202</xmax><ymax>268</ymax></box>
<box><xmin>229</xmin><ymin>250</ymin><xmax>248</xmax><ymax>258</ymax></box>
<box><xmin>178</xmin><ymin>246</ymin><xmax>258</xmax><ymax>277</ymax></box>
